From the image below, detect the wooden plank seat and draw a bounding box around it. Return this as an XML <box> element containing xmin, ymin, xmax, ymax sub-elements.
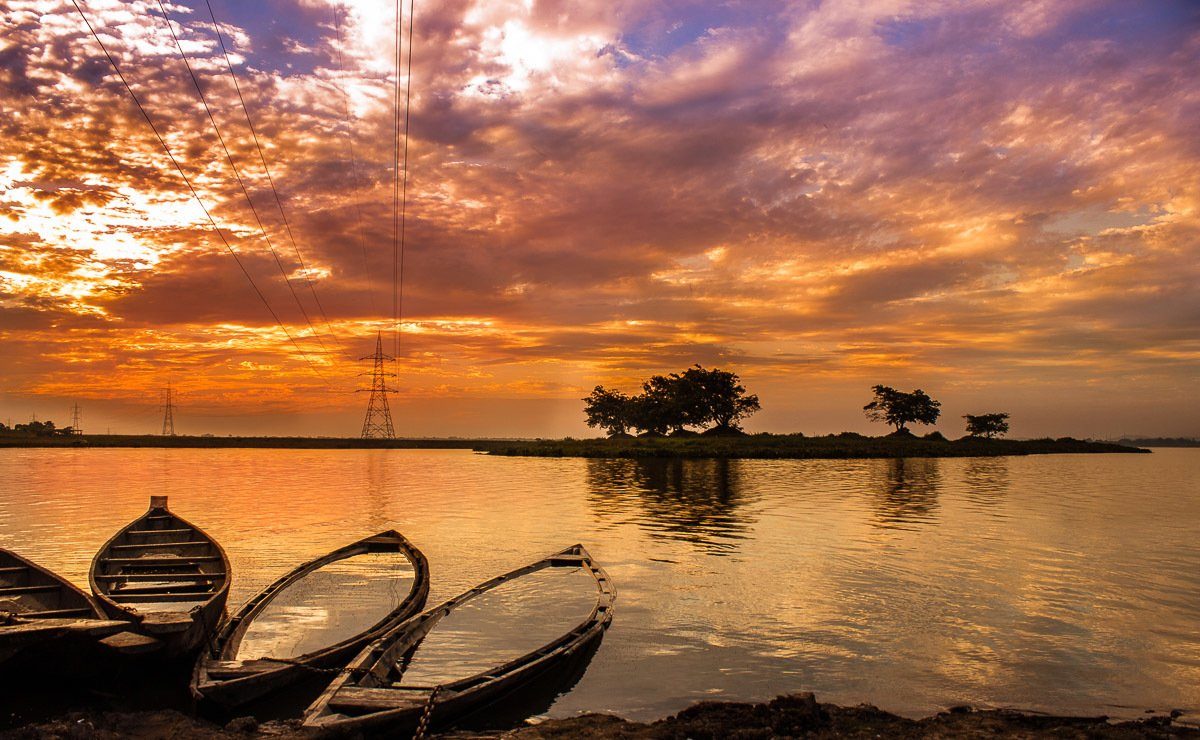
<box><xmin>93</xmin><ymin>573</ymin><xmax>217</xmax><ymax>582</ymax></box>
<box><xmin>0</xmin><ymin>566</ymin><xmax>28</xmax><ymax>576</ymax></box>
<box><xmin>112</xmin><ymin>582</ymin><xmax>215</xmax><ymax>595</ymax></box>
<box><xmin>99</xmin><ymin>630</ymin><xmax>163</xmax><ymax>654</ymax></box>
<box><xmin>0</xmin><ymin>584</ymin><xmax>61</xmax><ymax>596</ymax></box>
<box><xmin>126</xmin><ymin>528</ymin><xmax>192</xmax><ymax>536</ymax></box>
<box><xmin>204</xmin><ymin>659</ymin><xmax>283</xmax><ymax>679</ymax></box>
<box><xmin>101</xmin><ymin>555</ymin><xmax>222</xmax><ymax>567</ymax></box>
<box><xmin>110</xmin><ymin>541</ymin><xmax>213</xmax><ymax>551</ymax></box>
<box><xmin>329</xmin><ymin>686</ymin><xmax>432</xmax><ymax>711</ymax></box>
<box><xmin>108</xmin><ymin>591</ymin><xmax>214</xmax><ymax>603</ymax></box>
<box><xmin>19</xmin><ymin>607</ymin><xmax>96</xmax><ymax>618</ymax></box>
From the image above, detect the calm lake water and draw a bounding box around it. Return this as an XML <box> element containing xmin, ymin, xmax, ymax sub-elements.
<box><xmin>1</xmin><ymin>448</ymin><xmax>1198</xmax><ymax>722</ymax></box>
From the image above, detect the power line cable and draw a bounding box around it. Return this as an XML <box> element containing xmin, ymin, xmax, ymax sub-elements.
<box><xmin>153</xmin><ymin>0</ymin><xmax>335</xmax><ymax>362</ymax></box>
<box><xmin>392</xmin><ymin>0</ymin><xmax>403</xmax><ymax>357</ymax></box>
<box><xmin>331</xmin><ymin>2</ymin><xmax>377</xmax><ymax>318</ymax></box>
<box><xmin>398</xmin><ymin>0</ymin><xmax>415</xmax><ymax>360</ymax></box>
<box><xmin>68</xmin><ymin>0</ymin><xmax>332</xmax><ymax>387</ymax></box>
<box><xmin>204</xmin><ymin>0</ymin><xmax>348</xmax><ymax>357</ymax></box>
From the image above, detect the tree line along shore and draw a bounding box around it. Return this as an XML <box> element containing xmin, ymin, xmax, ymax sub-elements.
<box><xmin>0</xmin><ymin>369</ymin><xmax>1161</xmax><ymax>457</ymax></box>
<box><xmin>0</xmin><ymin>432</ymin><xmax>1145</xmax><ymax>458</ymax></box>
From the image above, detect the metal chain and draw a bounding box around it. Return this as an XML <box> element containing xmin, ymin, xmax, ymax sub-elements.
<box><xmin>412</xmin><ymin>685</ymin><xmax>442</xmax><ymax>740</ymax></box>
<box><xmin>258</xmin><ymin>655</ymin><xmax>344</xmax><ymax>675</ymax></box>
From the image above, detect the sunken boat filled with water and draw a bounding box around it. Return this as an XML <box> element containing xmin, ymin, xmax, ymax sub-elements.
<box><xmin>191</xmin><ymin>529</ymin><xmax>430</xmax><ymax>713</ymax></box>
<box><xmin>303</xmin><ymin>543</ymin><xmax>614</xmax><ymax>735</ymax></box>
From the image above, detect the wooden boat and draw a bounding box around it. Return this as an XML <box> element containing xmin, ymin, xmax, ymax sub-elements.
<box><xmin>191</xmin><ymin>530</ymin><xmax>430</xmax><ymax>712</ymax></box>
<box><xmin>90</xmin><ymin>495</ymin><xmax>230</xmax><ymax>658</ymax></box>
<box><xmin>303</xmin><ymin>544</ymin><xmax>614</xmax><ymax>735</ymax></box>
<box><xmin>0</xmin><ymin>547</ymin><xmax>127</xmax><ymax>667</ymax></box>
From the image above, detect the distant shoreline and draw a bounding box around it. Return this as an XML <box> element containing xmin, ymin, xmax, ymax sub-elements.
<box><xmin>0</xmin><ymin>432</ymin><xmax>1148</xmax><ymax>457</ymax></box>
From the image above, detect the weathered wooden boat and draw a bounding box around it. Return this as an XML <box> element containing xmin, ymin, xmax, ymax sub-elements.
<box><xmin>303</xmin><ymin>544</ymin><xmax>614</xmax><ymax>735</ymax></box>
<box><xmin>0</xmin><ymin>547</ymin><xmax>127</xmax><ymax>667</ymax></box>
<box><xmin>191</xmin><ymin>530</ymin><xmax>430</xmax><ymax>712</ymax></box>
<box><xmin>89</xmin><ymin>495</ymin><xmax>230</xmax><ymax>658</ymax></box>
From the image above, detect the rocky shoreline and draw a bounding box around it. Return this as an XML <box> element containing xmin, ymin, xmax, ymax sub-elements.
<box><xmin>3</xmin><ymin>694</ymin><xmax>1197</xmax><ymax>739</ymax></box>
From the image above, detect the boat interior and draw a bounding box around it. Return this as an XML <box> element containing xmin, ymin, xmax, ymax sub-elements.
<box><xmin>93</xmin><ymin>499</ymin><xmax>227</xmax><ymax>613</ymax></box>
<box><xmin>0</xmin><ymin>550</ymin><xmax>97</xmax><ymax>620</ymax></box>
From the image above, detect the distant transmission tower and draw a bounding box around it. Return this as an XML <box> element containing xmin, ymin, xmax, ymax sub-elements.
<box><xmin>161</xmin><ymin>381</ymin><xmax>177</xmax><ymax>436</ymax></box>
<box><xmin>359</xmin><ymin>332</ymin><xmax>397</xmax><ymax>439</ymax></box>
<box><xmin>70</xmin><ymin>403</ymin><xmax>83</xmax><ymax>435</ymax></box>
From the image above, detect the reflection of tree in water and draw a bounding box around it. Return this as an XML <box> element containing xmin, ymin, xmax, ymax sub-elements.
<box><xmin>961</xmin><ymin>457</ymin><xmax>1010</xmax><ymax>508</ymax></box>
<box><xmin>585</xmin><ymin>458</ymin><xmax>757</xmax><ymax>555</ymax></box>
<box><xmin>867</xmin><ymin>458</ymin><xmax>942</xmax><ymax>529</ymax></box>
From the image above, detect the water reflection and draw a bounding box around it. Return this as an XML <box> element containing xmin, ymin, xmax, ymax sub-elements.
<box><xmin>2</xmin><ymin>449</ymin><xmax>1199</xmax><ymax>724</ymax></box>
<box><xmin>585</xmin><ymin>458</ymin><xmax>757</xmax><ymax>554</ymax></box>
<box><xmin>867</xmin><ymin>458</ymin><xmax>942</xmax><ymax>529</ymax></box>
<box><xmin>961</xmin><ymin>457</ymin><xmax>1010</xmax><ymax>510</ymax></box>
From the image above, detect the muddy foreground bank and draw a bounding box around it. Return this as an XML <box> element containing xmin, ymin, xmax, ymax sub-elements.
<box><xmin>3</xmin><ymin>694</ymin><xmax>1197</xmax><ymax>739</ymax></box>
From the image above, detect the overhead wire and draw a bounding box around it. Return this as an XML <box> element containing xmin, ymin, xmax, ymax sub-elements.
<box><xmin>152</xmin><ymin>0</ymin><xmax>337</xmax><ymax>366</ymax></box>
<box><xmin>331</xmin><ymin>2</ymin><xmax>377</xmax><ymax>318</ymax></box>
<box><xmin>204</xmin><ymin>0</ymin><xmax>349</xmax><ymax>358</ymax></box>
<box><xmin>67</xmin><ymin>0</ymin><xmax>333</xmax><ymax>387</ymax></box>
<box><xmin>397</xmin><ymin>0</ymin><xmax>416</xmax><ymax>361</ymax></box>
<box><xmin>392</xmin><ymin>0</ymin><xmax>403</xmax><ymax>358</ymax></box>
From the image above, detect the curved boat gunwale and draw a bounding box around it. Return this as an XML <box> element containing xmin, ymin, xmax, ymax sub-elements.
<box><xmin>2</xmin><ymin>547</ymin><xmax>129</xmax><ymax>669</ymax></box>
<box><xmin>215</xmin><ymin>529</ymin><xmax>428</xmax><ymax>663</ymax></box>
<box><xmin>304</xmin><ymin>543</ymin><xmax>614</xmax><ymax>731</ymax></box>
<box><xmin>88</xmin><ymin>496</ymin><xmax>231</xmax><ymax>628</ymax></box>
<box><xmin>1</xmin><ymin>547</ymin><xmax>104</xmax><ymax>621</ymax></box>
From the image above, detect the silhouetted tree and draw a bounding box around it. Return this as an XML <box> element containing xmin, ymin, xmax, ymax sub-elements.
<box><xmin>863</xmin><ymin>385</ymin><xmax>941</xmax><ymax>433</ymax></box>
<box><xmin>582</xmin><ymin>366</ymin><xmax>761</xmax><ymax>436</ymax></box>
<box><xmin>641</xmin><ymin>373</ymin><xmax>707</xmax><ymax>434</ymax></box>
<box><xmin>582</xmin><ymin>386</ymin><xmax>634</xmax><ymax>437</ymax></box>
<box><xmin>964</xmin><ymin>412</ymin><xmax>1010</xmax><ymax>439</ymax></box>
<box><xmin>680</xmin><ymin>365</ymin><xmax>761</xmax><ymax>432</ymax></box>
<box><xmin>629</xmin><ymin>389</ymin><xmax>674</xmax><ymax>436</ymax></box>
<box><xmin>14</xmin><ymin>420</ymin><xmax>59</xmax><ymax>437</ymax></box>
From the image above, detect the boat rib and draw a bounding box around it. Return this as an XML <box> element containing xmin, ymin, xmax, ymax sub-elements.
<box><xmin>303</xmin><ymin>544</ymin><xmax>614</xmax><ymax>735</ymax></box>
<box><xmin>191</xmin><ymin>530</ymin><xmax>430</xmax><ymax>711</ymax></box>
<box><xmin>89</xmin><ymin>495</ymin><xmax>230</xmax><ymax>658</ymax></box>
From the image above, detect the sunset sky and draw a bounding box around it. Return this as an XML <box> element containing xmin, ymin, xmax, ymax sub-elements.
<box><xmin>1</xmin><ymin>0</ymin><xmax>1197</xmax><ymax>438</ymax></box>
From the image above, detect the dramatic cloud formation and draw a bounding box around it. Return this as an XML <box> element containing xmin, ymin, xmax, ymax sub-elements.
<box><xmin>1</xmin><ymin>0</ymin><xmax>1197</xmax><ymax>436</ymax></box>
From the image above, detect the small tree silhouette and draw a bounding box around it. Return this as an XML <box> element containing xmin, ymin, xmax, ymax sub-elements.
<box><xmin>964</xmin><ymin>413</ymin><xmax>1010</xmax><ymax>439</ymax></box>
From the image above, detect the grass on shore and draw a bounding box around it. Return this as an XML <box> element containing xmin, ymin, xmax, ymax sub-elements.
<box><xmin>481</xmin><ymin>432</ymin><xmax>1146</xmax><ymax>458</ymax></box>
<box><xmin>0</xmin><ymin>431</ymin><xmax>1146</xmax><ymax>458</ymax></box>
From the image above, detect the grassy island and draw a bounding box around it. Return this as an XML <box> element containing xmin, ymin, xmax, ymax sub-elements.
<box><xmin>0</xmin><ymin>432</ymin><xmax>1147</xmax><ymax>458</ymax></box>
<box><xmin>480</xmin><ymin>432</ymin><xmax>1147</xmax><ymax>459</ymax></box>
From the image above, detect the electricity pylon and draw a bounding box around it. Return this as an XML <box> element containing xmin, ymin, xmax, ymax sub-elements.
<box><xmin>70</xmin><ymin>403</ymin><xmax>83</xmax><ymax>435</ymax></box>
<box><xmin>359</xmin><ymin>332</ymin><xmax>397</xmax><ymax>439</ymax></box>
<box><xmin>161</xmin><ymin>381</ymin><xmax>176</xmax><ymax>436</ymax></box>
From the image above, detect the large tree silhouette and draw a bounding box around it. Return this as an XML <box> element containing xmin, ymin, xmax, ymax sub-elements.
<box><xmin>863</xmin><ymin>385</ymin><xmax>941</xmax><ymax>433</ymax></box>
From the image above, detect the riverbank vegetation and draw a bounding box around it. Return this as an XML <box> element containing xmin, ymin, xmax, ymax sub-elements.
<box><xmin>483</xmin><ymin>432</ymin><xmax>1144</xmax><ymax>458</ymax></box>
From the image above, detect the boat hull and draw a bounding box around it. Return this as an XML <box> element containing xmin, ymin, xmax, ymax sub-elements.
<box><xmin>89</xmin><ymin>496</ymin><xmax>230</xmax><ymax>660</ymax></box>
<box><xmin>0</xmin><ymin>548</ymin><xmax>128</xmax><ymax>677</ymax></box>
<box><xmin>304</xmin><ymin>544</ymin><xmax>614</xmax><ymax>735</ymax></box>
<box><xmin>192</xmin><ymin>530</ymin><xmax>430</xmax><ymax>713</ymax></box>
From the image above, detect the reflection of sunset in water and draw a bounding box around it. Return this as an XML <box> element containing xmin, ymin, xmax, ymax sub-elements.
<box><xmin>0</xmin><ymin>448</ymin><xmax>1198</xmax><ymax>723</ymax></box>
